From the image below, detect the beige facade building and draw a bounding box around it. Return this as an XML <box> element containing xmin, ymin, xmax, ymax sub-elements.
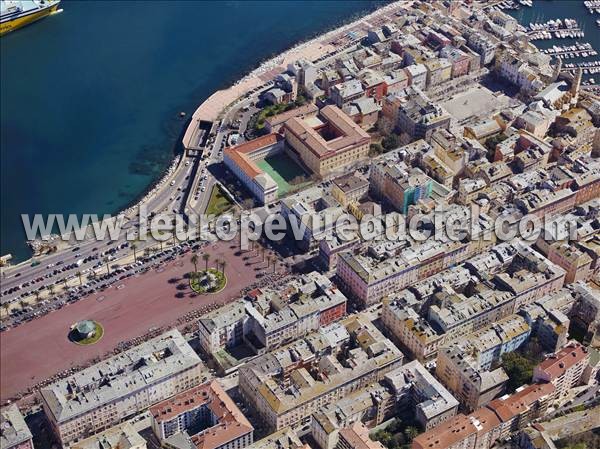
<box><xmin>238</xmin><ymin>314</ymin><xmax>402</xmax><ymax>432</ymax></box>
<box><xmin>436</xmin><ymin>347</ymin><xmax>508</xmax><ymax>412</ymax></box>
<box><xmin>284</xmin><ymin>105</ymin><xmax>370</xmax><ymax>177</ymax></box>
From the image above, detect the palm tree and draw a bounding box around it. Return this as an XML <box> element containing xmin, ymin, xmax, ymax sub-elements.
<box><xmin>202</xmin><ymin>253</ymin><xmax>210</xmax><ymax>273</ymax></box>
<box><xmin>131</xmin><ymin>242</ymin><xmax>138</xmax><ymax>262</ymax></box>
<box><xmin>220</xmin><ymin>260</ymin><xmax>227</xmax><ymax>276</ymax></box>
<box><xmin>191</xmin><ymin>254</ymin><xmax>199</xmax><ymax>274</ymax></box>
<box><xmin>214</xmin><ymin>258</ymin><xmax>221</xmax><ymax>272</ymax></box>
<box><xmin>2</xmin><ymin>302</ymin><xmax>11</xmax><ymax>316</ymax></box>
<box><xmin>76</xmin><ymin>271</ymin><xmax>83</xmax><ymax>286</ymax></box>
<box><xmin>271</xmin><ymin>256</ymin><xmax>277</xmax><ymax>273</ymax></box>
<box><xmin>62</xmin><ymin>278</ymin><xmax>69</xmax><ymax>289</ymax></box>
<box><xmin>19</xmin><ymin>299</ymin><xmax>27</xmax><ymax>310</ymax></box>
<box><xmin>261</xmin><ymin>247</ymin><xmax>266</xmax><ymax>262</ymax></box>
<box><xmin>103</xmin><ymin>257</ymin><xmax>111</xmax><ymax>275</ymax></box>
<box><xmin>33</xmin><ymin>291</ymin><xmax>40</xmax><ymax>304</ymax></box>
<box><xmin>48</xmin><ymin>284</ymin><xmax>55</xmax><ymax>298</ymax></box>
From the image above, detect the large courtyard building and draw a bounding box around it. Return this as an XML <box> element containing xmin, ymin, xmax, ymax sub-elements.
<box><xmin>40</xmin><ymin>330</ymin><xmax>209</xmax><ymax>445</ymax></box>
<box><xmin>284</xmin><ymin>105</ymin><xmax>371</xmax><ymax>177</ymax></box>
<box><xmin>149</xmin><ymin>380</ymin><xmax>253</xmax><ymax>449</ymax></box>
<box><xmin>224</xmin><ymin>133</ymin><xmax>284</xmax><ymax>205</ymax></box>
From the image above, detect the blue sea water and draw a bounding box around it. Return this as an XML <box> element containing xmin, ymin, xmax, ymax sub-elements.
<box><xmin>508</xmin><ymin>0</ymin><xmax>600</xmax><ymax>78</ymax></box>
<box><xmin>0</xmin><ymin>0</ymin><xmax>383</xmax><ymax>261</ymax></box>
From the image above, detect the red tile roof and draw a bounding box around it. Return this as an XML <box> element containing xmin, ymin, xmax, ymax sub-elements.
<box><xmin>224</xmin><ymin>133</ymin><xmax>283</xmax><ymax>179</ymax></box>
<box><xmin>412</xmin><ymin>414</ymin><xmax>477</xmax><ymax>449</ymax></box>
<box><xmin>150</xmin><ymin>380</ymin><xmax>253</xmax><ymax>449</ymax></box>
<box><xmin>534</xmin><ymin>342</ymin><xmax>589</xmax><ymax>381</ymax></box>
<box><xmin>487</xmin><ymin>383</ymin><xmax>555</xmax><ymax>423</ymax></box>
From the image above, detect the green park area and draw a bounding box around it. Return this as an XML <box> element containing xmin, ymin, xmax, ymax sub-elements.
<box><xmin>205</xmin><ymin>185</ymin><xmax>233</xmax><ymax>216</ymax></box>
<box><xmin>255</xmin><ymin>153</ymin><xmax>310</xmax><ymax>196</ymax></box>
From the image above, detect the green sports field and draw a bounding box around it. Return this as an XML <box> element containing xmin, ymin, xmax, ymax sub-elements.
<box><xmin>255</xmin><ymin>152</ymin><xmax>309</xmax><ymax>196</ymax></box>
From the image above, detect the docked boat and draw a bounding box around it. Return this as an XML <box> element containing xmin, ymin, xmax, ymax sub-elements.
<box><xmin>1</xmin><ymin>0</ymin><xmax>61</xmax><ymax>36</ymax></box>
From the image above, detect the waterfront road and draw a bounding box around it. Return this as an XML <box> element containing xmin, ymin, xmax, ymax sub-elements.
<box><xmin>0</xmin><ymin>154</ymin><xmax>198</xmax><ymax>307</ymax></box>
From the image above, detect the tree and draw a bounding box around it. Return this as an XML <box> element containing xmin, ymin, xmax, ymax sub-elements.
<box><xmin>370</xmin><ymin>143</ymin><xmax>384</xmax><ymax>156</ymax></box>
<box><xmin>1</xmin><ymin>302</ymin><xmax>10</xmax><ymax>316</ymax></box>
<box><xmin>221</xmin><ymin>260</ymin><xmax>227</xmax><ymax>275</ymax></box>
<box><xmin>271</xmin><ymin>256</ymin><xmax>277</xmax><ymax>273</ymax></box>
<box><xmin>76</xmin><ymin>271</ymin><xmax>83</xmax><ymax>286</ymax></box>
<box><xmin>382</xmin><ymin>133</ymin><xmax>401</xmax><ymax>151</ymax></box>
<box><xmin>404</xmin><ymin>426</ymin><xmax>420</xmax><ymax>442</ymax></box>
<box><xmin>131</xmin><ymin>243</ymin><xmax>138</xmax><ymax>262</ymax></box>
<box><xmin>103</xmin><ymin>257</ymin><xmax>111</xmax><ymax>275</ymax></box>
<box><xmin>501</xmin><ymin>352</ymin><xmax>534</xmax><ymax>392</ymax></box>
<box><xmin>202</xmin><ymin>253</ymin><xmax>210</xmax><ymax>272</ymax></box>
<box><xmin>191</xmin><ymin>254</ymin><xmax>199</xmax><ymax>274</ymax></box>
<box><xmin>47</xmin><ymin>284</ymin><xmax>55</xmax><ymax>298</ymax></box>
<box><xmin>33</xmin><ymin>291</ymin><xmax>40</xmax><ymax>304</ymax></box>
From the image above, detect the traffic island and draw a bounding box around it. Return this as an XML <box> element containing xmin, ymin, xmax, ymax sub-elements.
<box><xmin>189</xmin><ymin>268</ymin><xmax>226</xmax><ymax>294</ymax></box>
<box><xmin>68</xmin><ymin>320</ymin><xmax>104</xmax><ymax>345</ymax></box>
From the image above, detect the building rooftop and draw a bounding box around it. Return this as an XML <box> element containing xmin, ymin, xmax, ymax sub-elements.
<box><xmin>224</xmin><ymin>133</ymin><xmax>284</xmax><ymax>181</ymax></box>
<box><xmin>40</xmin><ymin>330</ymin><xmax>206</xmax><ymax>423</ymax></box>
<box><xmin>535</xmin><ymin>342</ymin><xmax>589</xmax><ymax>381</ymax></box>
<box><xmin>385</xmin><ymin>360</ymin><xmax>459</xmax><ymax>419</ymax></box>
<box><xmin>150</xmin><ymin>380</ymin><xmax>253</xmax><ymax>449</ymax></box>
<box><xmin>240</xmin><ymin>314</ymin><xmax>402</xmax><ymax>415</ymax></box>
<box><xmin>283</xmin><ymin>105</ymin><xmax>370</xmax><ymax>160</ymax></box>
<box><xmin>71</xmin><ymin>422</ymin><xmax>145</xmax><ymax>449</ymax></box>
<box><xmin>0</xmin><ymin>405</ymin><xmax>32</xmax><ymax>448</ymax></box>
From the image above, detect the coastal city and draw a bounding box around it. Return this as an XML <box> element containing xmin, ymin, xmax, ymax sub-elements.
<box><xmin>1</xmin><ymin>1</ymin><xmax>600</xmax><ymax>449</ymax></box>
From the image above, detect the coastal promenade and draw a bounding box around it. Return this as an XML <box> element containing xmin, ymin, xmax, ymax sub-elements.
<box><xmin>182</xmin><ymin>0</ymin><xmax>409</xmax><ymax>149</ymax></box>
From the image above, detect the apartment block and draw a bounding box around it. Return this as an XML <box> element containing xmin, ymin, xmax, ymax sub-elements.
<box><xmin>384</xmin><ymin>361</ymin><xmax>459</xmax><ymax>430</ymax></box>
<box><xmin>412</xmin><ymin>383</ymin><xmax>555</xmax><ymax>449</ymax></box>
<box><xmin>311</xmin><ymin>384</ymin><xmax>393</xmax><ymax>449</ymax></box>
<box><xmin>436</xmin><ymin>346</ymin><xmax>508</xmax><ymax>412</ymax></box>
<box><xmin>381</xmin><ymin>300</ymin><xmax>443</xmax><ymax>363</ymax></box>
<box><xmin>198</xmin><ymin>300</ymin><xmax>248</xmax><ymax>354</ymax></box>
<box><xmin>532</xmin><ymin>342</ymin><xmax>590</xmax><ymax>402</ymax></box>
<box><xmin>238</xmin><ymin>314</ymin><xmax>403</xmax><ymax>432</ymax></box>
<box><xmin>149</xmin><ymin>380</ymin><xmax>253</xmax><ymax>449</ymax></box>
<box><xmin>40</xmin><ymin>330</ymin><xmax>208</xmax><ymax>445</ymax></box>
